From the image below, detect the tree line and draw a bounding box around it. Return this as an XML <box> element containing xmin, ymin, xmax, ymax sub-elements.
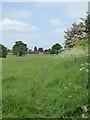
<box><xmin>12</xmin><ymin>41</ymin><xmax>63</xmax><ymax>56</ymax></box>
<box><xmin>0</xmin><ymin>41</ymin><xmax>63</xmax><ymax>58</ymax></box>
<box><xmin>0</xmin><ymin>13</ymin><xmax>89</xmax><ymax>58</ymax></box>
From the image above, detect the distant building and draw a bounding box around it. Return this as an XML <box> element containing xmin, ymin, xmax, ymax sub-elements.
<box><xmin>26</xmin><ymin>51</ymin><xmax>49</xmax><ymax>55</ymax></box>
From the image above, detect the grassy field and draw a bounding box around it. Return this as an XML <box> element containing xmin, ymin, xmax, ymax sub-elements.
<box><xmin>1</xmin><ymin>48</ymin><xmax>89</xmax><ymax>118</ymax></box>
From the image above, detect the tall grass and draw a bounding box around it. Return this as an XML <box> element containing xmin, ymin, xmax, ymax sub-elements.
<box><xmin>2</xmin><ymin>48</ymin><xmax>89</xmax><ymax>118</ymax></box>
<box><xmin>0</xmin><ymin>59</ymin><xmax>2</xmax><ymax>119</ymax></box>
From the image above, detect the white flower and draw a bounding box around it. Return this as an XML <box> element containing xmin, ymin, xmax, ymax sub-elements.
<box><xmin>82</xmin><ymin>114</ymin><xmax>87</xmax><ymax>118</ymax></box>
<box><xmin>85</xmin><ymin>69</ymin><xmax>89</xmax><ymax>72</ymax></box>
<box><xmin>82</xmin><ymin>106</ymin><xmax>88</xmax><ymax>112</ymax></box>
<box><xmin>79</xmin><ymin>68</ymin><xmax>83</xmax><ymax>71</ymax></box>
<box><xmin>69</xmin><ymin>96</ymin><xmax>72</xmax><ymax>98</ymax></box>
<box><xmin>82</xmin><ymin>67</ymin><xmax>85</xmax><ymax>69</ymax></box>
<box><xmin>69</xmin><ymin>83</ymin><xmax>71</xmax><ymax>85</ymax></box>
<box><xmin>85</xmin><ymin>62</ymin><xmax>90</xmax><ymax>66</ymax></box>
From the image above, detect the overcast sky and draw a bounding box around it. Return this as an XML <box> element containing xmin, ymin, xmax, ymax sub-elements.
<box><xmin>0</xmin><ymin>2</ymin><xmax>88</xmax><ymax>50</ymax></box>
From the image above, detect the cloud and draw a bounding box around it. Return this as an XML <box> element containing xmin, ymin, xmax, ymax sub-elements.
<box><xmin>0</xmin><ymin>18</ymin><xmax>41</xmax><ymax>49</ymax></box>
<box><xmin>49</xmin><ymin>19</ymin><xmax>63</xmax><ymax>26</ymax></box>
<box><xmin>0</xmin><ymin>18</ymin><xmax>39</xmax><ymax>32</ymax></box>
<box><xmin>5</xmin><ymin>10</ymin><xmax>33</xmax><ymax>19</ymax></box>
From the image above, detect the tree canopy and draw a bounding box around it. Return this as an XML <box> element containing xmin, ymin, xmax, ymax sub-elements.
<box><xmin>51</xmin><ymin>43</ymin><xmax>62</xmax><ymax>54</ymax></box>
<box><xmin>34</xmin><ymin>46</ymin><xmax>37</xmax><ymax>51</ymax></box>
<box><xmin>38</xmin><ymin>47</ymin><xmax>43</xmax><ymax>52</ymax></box>
<box><xmin>0</xmin><ymin>44</ymin><xmax>7</xmax><ymax>58</ymax></box>
<box><xmin>12</xmin><ymin>41</ymin><xmax>28</xmax><ymax>56</ymax></box>
<box><xmin>64</xmin><ymin>14</ymin><xmax>88</xmax><ymax>48</ymax></box>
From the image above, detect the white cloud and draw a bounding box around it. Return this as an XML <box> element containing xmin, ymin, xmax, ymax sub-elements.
<box><xmin>0</xmin><ymin>18</ymin><xmax>39</xmax><ymax>32</ymax></box>
<box><xmin>49</xmin><ymin>19</ymin><xmax>63</xmax><ymax>26</ymax></box>
<box><xmin>5</xmin><ymin>10</ymin><xmax>33</xmax><ymax>19</ymax></box>
<box><xmin>0</xmin><ymin>18</ymin><xmax>41</xmax><ymax>49</ymax></box>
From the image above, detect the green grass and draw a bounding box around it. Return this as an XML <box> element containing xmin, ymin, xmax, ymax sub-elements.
<box><xmin>0</xmin><ymin>59</ymin><xmax>2</xmax><ymax>119</ymax></box>
<box><xmin>1</xmin><ymin>49</ymin><xmax>89</xmax><ymax>118</ymax></box>
<box><xmin>74</xmin><ymin>39</ymin><xmax>88</xmax><ymax>48</ymax></box>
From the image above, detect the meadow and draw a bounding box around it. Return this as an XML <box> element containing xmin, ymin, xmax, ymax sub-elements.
<box><xmin>1</xmin><ymin>48</ymin><xmax>89</xmax><ymax>118</ymax></box>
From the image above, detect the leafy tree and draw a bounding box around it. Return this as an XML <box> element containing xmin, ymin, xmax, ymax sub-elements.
<box><xmin>38</xmin><ymin>47</ymin><xmax>43</xmax><ymax>52</ymax></box>
<box><xmin>34</xmin><ymin>46</ymin><xmax>37</xmax><ymax>51</ymax></box>
<box><xmin>0</xmin><ymin>44</ymin><xmax>7</xmax><ymax>58</ymax></box>
<box><xmin>81</xmin><ymin>12</ymin><xmax>90</xmax><ymax>33</ymax></box>
<box><xmin>64</xmin><ymin>22</ymin><xmax>87</xmax><ymax>48</ymax></box>
<box><xmin>51</xmin><ymin>43</ymin><xmax>62</xmax><ymax>54</ymax></box>
<box><xmin>12</xmin><ymin>41</ymin><xmax>28</xmax><ymax>56</ymax></box>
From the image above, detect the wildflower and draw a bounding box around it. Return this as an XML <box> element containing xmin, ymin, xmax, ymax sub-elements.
<box><xmin>82</xmin><ymin>114</ymin><xmax>87</xmax><ymax>118</ymax></box>
<box><xmin>82</xmin><ymin>106</ymin><xmax>88</xmax><ymax>112</ymax></box>
<box><xmin>85</xmin><ymin>69</ymin><xmax>89</xmax><ymax>72</ymax></box>
<box><xmin>82</xmin><ymin>67</ymin><xmax>85</xmax><ymax>69</ymax></box>
<box><xmin>69</xmin><ymin>83</ymin><xmax>71</xmax><ymax>85</ymax></box>
<box><xmin>69</xmin><ymin>96</ymin><xmax>72</xmax><ymax>98</ymax></box>
<box><xmin>81</xmin><ymin>63</ymin><xmax>84</xmax><ymax>66</ymax></box>
<box><xmin>79</xmin><ymin>68</ymin><xmax>83</xmax><ymax>71</ymax></box>
<box><xmin>85</xmin><ymin>62</ymin><xmax>90</xmax><ymax>66</ymax></box>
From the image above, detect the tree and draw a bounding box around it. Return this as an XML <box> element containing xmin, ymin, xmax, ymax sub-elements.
<box><xmin>64</xmin><ymin>22</ymin><xmax>87</xmax><ymax>48</ymax></box>
<box><xmin>81</xmin><ymin>12</ymin><xmax>90</xmax><ymax>33</ymax></box>
<box><xmin>12</xmin><ymin>41</ymin><xmax>28</xmax><ymax>56</ymax></box>
<box><xmin>64</xmin><ymin>14</ymin><xmax>89</xmax><ymax>48</ymax></box>
<box><xmin>51</xmin><ymin>43</ymin><xmax>62</xmax><ymax>54</ymax></box>
<box><xmin>38</xmin><ymin>47</ymin><xmax>43</xmax><ymax>52</ymax></box>
<box><xmin>34</xmin><ymin>46</ymin><xmax>37</xmax><ymax>51</ymax></box>
<box><xmin>0</xmin><ymin>44</ymin><xmax>7</xmax><ymax>58</ymax></box>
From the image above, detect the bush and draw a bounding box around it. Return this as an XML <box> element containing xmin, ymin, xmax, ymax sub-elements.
<box><xmin>0</xmin><ymin>44</ymin><xmax>7</xmax><ymax>58</ymax></box>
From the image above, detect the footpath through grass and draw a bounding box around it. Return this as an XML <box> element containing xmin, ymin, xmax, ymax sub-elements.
<box><xmin>2</xmin><ymin>48</ymin><xmax>89</xmax><ymax>118</ymax></box>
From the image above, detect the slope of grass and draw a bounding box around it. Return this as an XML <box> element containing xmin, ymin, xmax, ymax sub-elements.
<box><xmin>74</xmin><ymin>39</ymin><xmax>88</xmax><ymax>48</ymax></box>
<box><xmin>2</xmin><ymin>48</ymin><xmax>89</xmax><ymax>118</ymax></box>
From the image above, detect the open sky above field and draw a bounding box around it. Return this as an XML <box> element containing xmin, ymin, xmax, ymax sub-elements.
<box><xmin>0</xmin><ymin>2</ymin><xmax>88</xmax><ymax>50</ymax></box>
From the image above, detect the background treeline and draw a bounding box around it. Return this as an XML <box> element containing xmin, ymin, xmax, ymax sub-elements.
<box><xmin>0</xmin><ymin>13</ymin><xmax>89</xmax><ymax>58</ymax></box>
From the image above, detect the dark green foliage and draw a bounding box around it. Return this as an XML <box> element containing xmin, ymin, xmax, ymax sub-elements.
<box><xmin>12</xmin><ymin>41</ymin><xmax>28</xmax><ymax>56</ymax></box>
<box><xmin>0</xmin><ymin>44</ymin><xmax>7</xmax><ymax>58</ymax></box>
<box><xmin>51</xmin><ymin>43</ymin><xmax>62</xmax><ymax>54</ymax></box>
<box><xmin>38</xmin><ymin>47</ymin><xmax>43</xmax><ymax>52</ymax></box>
<box><xmin>34</xmin><ymin>46</ymin><xmax>37</xmax><ymax>51</ymax></box>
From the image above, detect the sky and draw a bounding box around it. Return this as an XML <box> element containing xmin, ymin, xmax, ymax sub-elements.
<box><xmin>0</xmin><ymin>2</ymin><xmax>88</xmax><ymax>50</ymax></box>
